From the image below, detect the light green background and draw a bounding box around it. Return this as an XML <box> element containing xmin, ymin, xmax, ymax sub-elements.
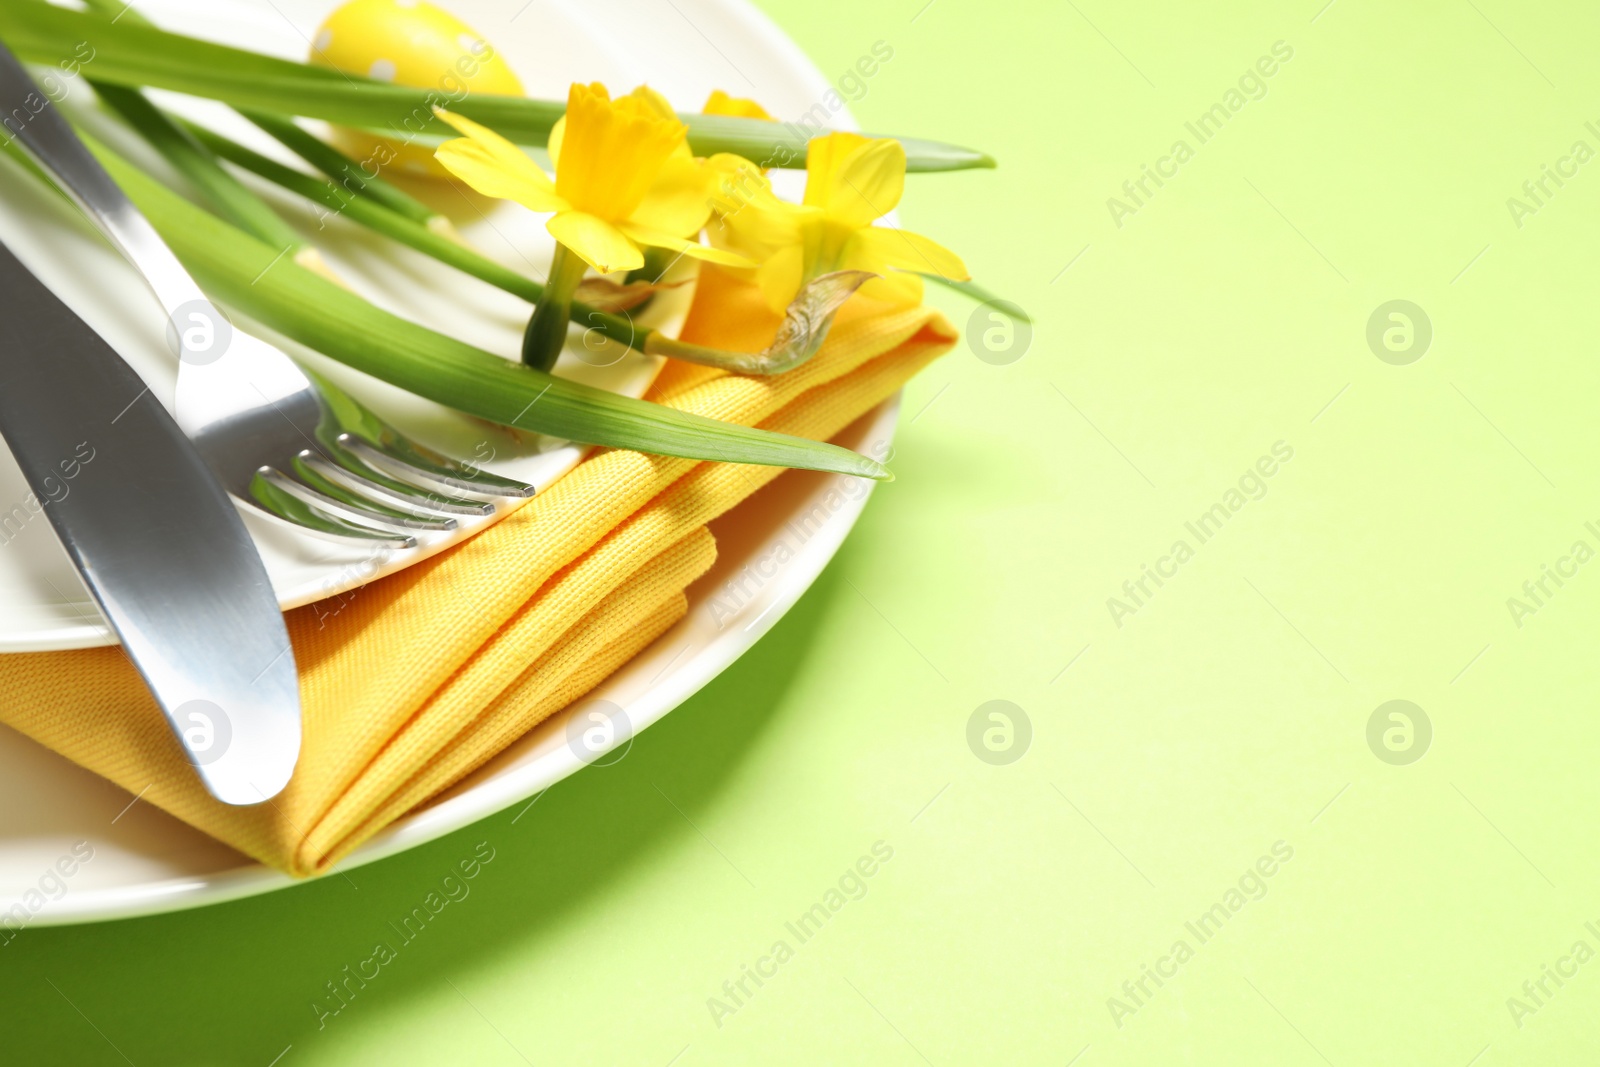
<box><xmin>7</xmin><ymin>0</ymin><xmax>1600</xmax><ymax>1062</ymax></box>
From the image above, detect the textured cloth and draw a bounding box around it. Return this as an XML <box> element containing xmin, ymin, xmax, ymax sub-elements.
<box><xmin>0</xmin><ymin>284</ymin><xmax>956</xmax><ymax>876</ymax></box>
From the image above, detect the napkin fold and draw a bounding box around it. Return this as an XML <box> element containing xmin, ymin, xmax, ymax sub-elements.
<box><xmin>0</xmin><ymin>278</ymin><xmax>957</xmax><ymax>876</ymax></box>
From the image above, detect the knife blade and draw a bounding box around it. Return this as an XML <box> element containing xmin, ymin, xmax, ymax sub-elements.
<box><xmin>0</xmin><ymin>237</ymin><xmax>300</xmax><ymax>805</ymax></box>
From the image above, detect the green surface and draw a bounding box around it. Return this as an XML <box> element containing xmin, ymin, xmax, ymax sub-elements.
<box><xmin>6</xmin><ymin>0</ymin><xmax>1600</xmax><ymax>1063</ymax></box>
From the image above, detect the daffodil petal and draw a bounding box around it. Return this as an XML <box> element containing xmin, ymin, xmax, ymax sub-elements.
<box><xmin>618</xmin><ymin>223</ymin><xmax>754</xmax><ymax>268</ymax></box>
<box><xmin>813</xmin><ymin>136</ymin><xmax>905</xmax><ymax>227</ymax></box>
<box><xmin>717</xmin><ymin>197</ymin><xmax>814</xmax><ymax>262</ymax></box>
<box><xmin>548</xmin><ymin>211</ymin><xmax>644</xmax><ymax>274</ymax></box>
<box><xmin>675</xmin><ymin>242</ymin><xmax>757</xmax><ymax>267</ymax></box>
<box><xmin>803</xmin><ymin>132</ymin><xmax>902</xmax><ymax>225</ymax></box>
<box><xmin>850</xmin><ymin>226</ymin><xmax>970</xmax><ymax>281</ymax></box>
<box><xmin>435</xmin><ymin>139</ymin><xmax>567</xmax><ymax>213</ymax></box>
<box><xmin>802</xmin><ymin>132</ymin><xmax>872</xmax><ymax>209</ymax></box>
<box><xmin>432</xmin><ymin>107</ymin><xmax>565</xmax><ymax>212</ymax></box>
<box><xmin>433</xmin><ymin>107</ymin><xmax>554</xmax><ymax>188</ymax></box>
<box><xmin>629</xmin><ymin>155</ymin><xmax>714</xmax><ymax>237</ymax></box>
<box><xmin>705</xmin><ymin>154</ymin><xmax>790</xmax><ymax>211</ymax></box>
<box><xmin>756</xmin><ymin>244</ymin><xmax>804</xmax><ymax>313</ymax></box>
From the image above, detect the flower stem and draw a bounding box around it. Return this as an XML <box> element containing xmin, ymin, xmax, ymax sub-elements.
<box><xmin>523</xmin><ymin>243</ymin><xmax>586</xmax><ymax>371</ymax></box>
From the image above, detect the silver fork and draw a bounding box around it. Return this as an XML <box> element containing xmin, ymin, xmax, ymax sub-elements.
<box><xmin>0</xmin><ymin>44</ymin><xmax>533</xmax><ymax>551</ymax></box>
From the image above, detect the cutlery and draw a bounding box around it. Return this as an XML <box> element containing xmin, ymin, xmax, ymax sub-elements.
<box><xmin>0</xmin><ymin>238</ymin><xmax>300</xmax><ymax>804</ymax></box>
<box><xmin>0</xmin><ymin>40</ymin><xmax>535</xmax><ymax>554</ymax></box>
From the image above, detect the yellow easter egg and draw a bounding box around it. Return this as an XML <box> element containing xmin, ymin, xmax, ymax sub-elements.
<box><xmin>310</xmin><ymin>0</ymin><xmax>522</xmax><ymax>180</ymax></box>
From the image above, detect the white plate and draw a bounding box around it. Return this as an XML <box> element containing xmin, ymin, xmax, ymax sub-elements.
<box><xmin>0</xmin><ymin>0</ymin><xmax>892</xmax><ymax>923</ymax></box>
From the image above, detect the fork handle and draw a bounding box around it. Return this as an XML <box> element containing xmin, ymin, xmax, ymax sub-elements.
<box><xmin>0</xmin><ymin>38</ymin><xmax>214</xmax><ymax>324</ymax></box>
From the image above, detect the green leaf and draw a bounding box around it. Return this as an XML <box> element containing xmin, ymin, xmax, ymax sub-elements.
<box><xmin>918</xmin><ymin>273</ymin><xmax>1032</xmax><ymax>323</ymax></box>
<box><xmin>240</xmin><ymin>109</ymin><xmax>442</xmax><ymax>226</ymax></box>
<box><xmin>65</xmin><ymin>0</ymin><xmax>299</xmax><ymax>249</ymax></box>
<box><xmin>181</xmin><ymin>118</ymin><xmax>544</xmax><ymax>303</ymax></box>
<box><xmin>0</xmin><ymin>3</ymin><xmax>994</xmax><ymax>173</ymax></box>
<box><xmin>77</xmin><ymin>0</ymin><xmax>444</xmax><ymax>229</ymax></box>
<box><xmin>90</xmin><ymin>80</ymin><xmax>308</xmax><ymax>253</ymax></box>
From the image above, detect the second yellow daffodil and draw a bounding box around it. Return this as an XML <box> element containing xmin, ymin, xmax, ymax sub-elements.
<box><xmin>715</xmin><ymin>131</ymin><xmax>969</xmax><ymax>311</ymax></box>
<box><xmin>702</xmin><ymin>89</ymin><xmax>775</xmax><ymax>122</ymax></box>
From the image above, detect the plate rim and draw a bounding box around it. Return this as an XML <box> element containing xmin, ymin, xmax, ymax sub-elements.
<box><xmin>27</xmin><ymin>396</ymin><xmax>900</xmax><ymax>926</ymax></box>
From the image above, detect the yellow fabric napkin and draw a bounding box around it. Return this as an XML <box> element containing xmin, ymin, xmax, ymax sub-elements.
<box><xmin>0</xmin><ymin>280</ymin><xmax>956</xmax><ymax>877</ymax></box>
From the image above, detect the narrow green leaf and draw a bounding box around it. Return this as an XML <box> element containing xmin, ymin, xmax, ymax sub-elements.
<box><xmin>65</xmin><ymin>0</ymin><xmax>301</xmax><ymax>249</ymax></box>
<box><xmin>0</xmin><ymin>3</ymin><xmax>994</xmax><ymax>172</ymax></box>
<box><xmin>240</xmin><ymin>109</ymin><xmax>442</xmax><ymax>226</ymax></box>
<box><xmin>918</xmin><ymin>273</ymin><xmax>1032</xmax><ymax>323</ymax></box>
<box><xmin>181</xmin><ymin>118</ymin><xmax>543</xmax><ymax>303</ymax></box>
<box><xmin>90</xmin><ymin>80</ymin><xmax>307</xmax><ymax>253</ymax></box>
<box><xmin>78</xmin><ymin>0</ymin><xmax>444</xmax><ymax>232</ymax></box>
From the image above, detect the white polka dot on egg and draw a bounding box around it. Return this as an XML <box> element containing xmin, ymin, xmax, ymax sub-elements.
<box><xmin>369</xmin><ymin>58</ymin><xmax>397</xmax><ymax>81</ymax></box>
<box><xmin>313</xmin><ymin>28</ymin><xmax>333</xmax><ymax>52</ymax></box>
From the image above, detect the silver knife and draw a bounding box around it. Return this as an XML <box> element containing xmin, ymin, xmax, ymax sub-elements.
<box><xmin>0</xmin><ymin>239</ymin><xmax>300</xmax><ymax>804</ymax></box>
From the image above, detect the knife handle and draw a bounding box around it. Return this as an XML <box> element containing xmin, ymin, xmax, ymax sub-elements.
<box><xmin>0</xmin><ymin>37</ymin><xmax>214</xmax><ymax>323</ymax></box>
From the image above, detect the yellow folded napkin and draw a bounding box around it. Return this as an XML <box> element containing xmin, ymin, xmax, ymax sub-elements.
<box><xmin>0</xmin><ymin>279</ymin><xmax>957</xmax><ymax>876</ymax></box>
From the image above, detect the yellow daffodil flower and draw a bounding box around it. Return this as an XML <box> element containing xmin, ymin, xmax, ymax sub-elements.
<box><xmin>433</xmin><ymin>83</ymin><xmax>749</xmax><ymax>275</ymax></box>
<box><xmin>699</xmin><ymin>90</ymin><xmax>785</xmax><ymax>176</ymax></box>
<box><xmin>702</xmin><ymin>89</ymin><xmax>775</xmax><ymax>122</ymax></box>
<box><xmin>715</xmin><ymin>131</ymin><xmax>969</xmax><ymax>311</ymax></box>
